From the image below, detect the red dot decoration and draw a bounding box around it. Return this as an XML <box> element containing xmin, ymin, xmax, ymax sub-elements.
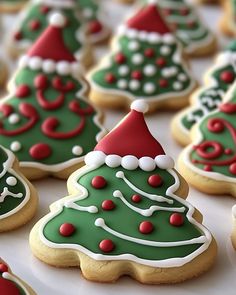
<box><xmin>131</xmin><ymin>194</ymin><xmax>142</xmax><ymax>203</ymax></box>
<box><xmin>89</xmin><ymin>20</ymin><xmax>102</xmax><ymax>33</ymax></box>
<box><xmin>91</xmin><ymin>176</ymin><xmax>107</xmax><ymax>189</ymax></box>
<box><xmin>14</xmin><ymin>31</ymin><xmax>22</xmax><ymax>41</ymax></box>
<box><xmin>220</xmin><ymin>71</ymin><xmax>235</xmax><ymax>84</ymax></box>
<box><xmin>139</xmin><ymin>221</ymin><xmax>154</xmax><ymax>234</ymax></box>
<box><xmin>0</xmin><ymin>104</ymin><xmax>13</xmax><ymax>116</ymax></box>
<box><xmin>225</xmin><ymin>148</ymin><xmax>232</xmax><ymax>155</ymax></box>
<box><xmin>29</xmin><ymin>143</ymin><xmax>52</xmax><ymax>160</ymax></box>
<box><xmin>229</xmin><ymin>163</ymin><xmax>236</xmax><ymax>175</ymax></box>
<box><xmin>180</xmin><ymin>8</ymin><xmax>189</xmax><ymax>16</ymax></box>
<box><xmin>40</xmin><ymin>5</ymin><xmax>50</xmax><ymax>14</ymax></box>
<box><xmin>0</xmin><ymin>263</ymin><xmax>8</xmax><ymax>273</ymax></box>
<box><xmin>15</xmin><ymin>84</ymin><xmax>31</xmax><ymax>98</ymax></box>
<box><xmin>105</xmin><ymin>73</ymin><xmax>116</xmax><ymax>84</ymax></box>
<box><xmin>169</xmin><ymin>213</ymin><xmax>184</xmax><ymax>226</ymax></box>
<box><xmin>204</xmin><ymin>165</ymin><xmax>212</xmax><ymax>171</ymax></box>
<box><xmin>115</xmin><ymin>53</ymin><xmax>126</xmax><ymax>64</ymax></box>
<box><xmin>131</xmin><ymin>70</ymin><xmax>142</xmax><ymax>80</ymax></box>
<box><xmin>34</xmin><ymin>74</ymin><xmax>48</xmax><ymax>89</ymax></box>
<box><xmin>102</xmin><ymin>200</ymin><xmax>115</xmax><ymax>211</ymax></box>
<box><xmin>29</xmin><ymin>20</ymin><xmax>41</xmax><ymax>31</ymax></box>
<box><xmin>59</xmin><ymin>223</ymin><xmax>75</xmax><ymax>237</ymax></box>
<box><xmin>99</xmin><ymin>239</ymin><xmax>115</xmax><ymax>252</ymax></box>
<box><xmin>144</xmin><ymin>48</ymin><xmax>155</xmax><ymax>58</ymax></box>
<box><xmin>156</xmin><ymin>57</ymin><xmax>166</xmax><ymax>67</ymax></box>
<box><xmin>159</xmin><ymin>79</ymin><xmax>168</xmax><ymax>88</ymax></box>
<box><xmin>148</xmin><ymin>174</ymin><xmax>163</xmax><ymax>187</ymax></box>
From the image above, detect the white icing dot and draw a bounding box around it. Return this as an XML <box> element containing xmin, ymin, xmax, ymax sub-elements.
<box><xmin>83</xmin><ymin>8</ymin><xmax>93</xmax><ymax>18</ymax></box>
<box><xmin>128</xmin><ymin>40</ymin><xmax>140</xmax><ymax>51</ymax></box>
<box><xmin>118</xmin><ymin>65</ymin><xmax>129</xmax><ymax>76</ymax></box>
<box><xmin>144</xmin><ymin>64</ymin><xmax>156</xmax><ymax>76</ymax></box>
<box><xmin>95</xmin><ymin>218</ymin><xmax>105</xmax><ymax>227</ymax></box>
<box><xmin>105</xmin><ymin>155</ymin><xmax>122</xmax><ymax>168</ymax></box>
<box><xmin>8</xmin><ymin>114</ymin><xmax>20</xmax><ymax>124</ymax></box>
<box><xmin>121</xmin><ymin>155</ymin><xmax>139</xmax><ymax>170</ymax></box>
<box><xmin>160</xmin><ymin>46</ymin><xmax>171</xmax><ymax>55</ymax></box>
<box><xmin>126</xmin><ymin>29</ymin><xmax>138</xmax><ymax>39</ymax></box>
<box><xmin>57</xmin><ymin>61</ymin><xmax>71</xmax><ymax>75</ymax></box>
<box><xmin>139</xmin><ymin>157</ymin><xmax>156</xmax><ymax>171</ymax></box>
<box><xmin>163</xmin><ymin>34</ymin><xmax>175</xmax><ymax>44</ymax></box>
<box><xmin>116</xmin><ymin>171</ymin><xmax>124</xmax><ymax>178</ymax></box>
<box><xmin>155</xmin><ymin>155</ymin><xmax>175</xmax><ymax>169</ymax></box>
<box><xmin>42</xmin><ymin>59</ymin><xmax>56</xmax><ymax>73</ymax></box>
<box><xmin>84</xmin><ymin>151</ymin><xmax>106</xmax><ymax>166</ymax></box>
<box><xmin>129</xmin><ymin>80</ymin><xmax>140</xmax><ymax>91</ymax></box>
<box><xmin>29</xmin><ymin>57</ymin><xmax>42</xmax><ymax>70</ymax></box>
<box><xmin>178</xmin><ymin>73</ymin><xmax>188</xmax><ymax>82</ymax></box>
<box><xmin>132</xmin><ymin>53</ymin><xmax>144</xmax><ymax>65</ymax></box>
<box><xmin>18</xmin><ymin>55</ymin><xmax>29</xmax><ymax>68</ymax></box>
<box><xmin>6</xmin><ymin>176</ymin><xmax>17</xmax><ymax>186</ymax></box>
<box><xmin>117</xmin><ymin>79</ymin><xmax>128</xmax><ymax>89</ymax></box>
<box><xmin>162</xmin><ymin>67</ymin><xmax>178</xmax><ymax>78</ymax></box>
<box><xmin>143</xmin><ymin>82</ymin><xmax>155</xmax><ymax>94</ymax></box>
<box><xmin>139</xmin><ymin>31</ymin><xmax>148</xmax><ymax>40</ymax></box>
<box><xmin>72</xmin><ymin>145</ymin><xmax>83</xmax><ymax>156</ymax></box>
<box><xmin>147</xmin><ymin>33</ymin><xmax>161</xmax><ymax>44</ymax></box>
<box><xmin>88</xmin><ymin>206</ymin><xmax>98</xmax><ymax>213</ymax></box>
<box><xmin>10</xmin><ymin>141</ymin><xmax>21</xmax><ymax>152</ymax></box>
<box><xmin>50</xmin><ymin>13</ymin><xmax>66</xmax><ymax>27</ymax></box>
<box><xmin>131</xmin><ymin>100</ymin><xmax>149</xmax><ymax>113</ymax></box>
<box><xmin>173</xmin><ymin>82</ymin><xmax>183</xmax><ymax>90</ymax></box>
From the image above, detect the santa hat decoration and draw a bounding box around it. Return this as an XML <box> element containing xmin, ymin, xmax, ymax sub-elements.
<box><xmin>19</xmin><ymin>13</ymin><xmax>81</xmax><ymax>76</ymax></box>
<box><xmin>118</xmin><ymin>1</ymin><xmax>175</xmax><ymax>44</ymax></box>
<box><xmin>85</xmin><ymin>100</ymin><xmax>175</xmax><ymax>171</ymax></box>
<box><xmin>0</xmin><ymin>263</ymin><xmax>21</xmax><ymax>294</ymax></box>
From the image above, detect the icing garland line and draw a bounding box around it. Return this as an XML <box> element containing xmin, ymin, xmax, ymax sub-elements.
<box><xmin>0</xmin><ymin>187</ymin><xmax>23</xmax><ymax>203</ymax></box>
<box><xmin>33</xmin><ymin>0</ymin><xmax>76</xmax><ymax>8</ymax></box>
<box><xmin>39</xmin><ymin>165</ymin><xmax>212</xmax><ymax>268</ymax></box>
<box><xmin>2</xmin><ymin>272</ymin><xmax>30</xmax><ymax>295</ymax></box>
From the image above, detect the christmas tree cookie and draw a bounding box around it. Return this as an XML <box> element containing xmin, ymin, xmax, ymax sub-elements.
<box><xmin>220</xmin><ymin>0</ymin><xmax>236</xmax><ymax>36</ymax></box>
<box><xmin>30</xmin><ymin>100</ymin><xmax>216</xmax><ymax>284</ymax></box>
<box><xmin>155</xmin><ymin>0</ymin><xmax>216</xmax><ymax>56</ymax></box>
<box><xmin>88</xmin><ymin>3</ymin><xmax>197</xmax><ymax>112</ymax></box>
<box><xmin>179</xmin><ymin>82</ymin><xmax>236</xmax><ymax>197</ymax></box>
<box><xmin>172</xmin><ymin>41</ymin><xmax>236</xmax><ymax>146</ymax></box>
<box><xmin>0</xmin><ymin>145</ymin><xmax>38</xmax><ymax>232</ymax></box>
<box><xmin>7</xmin><ymin>0</ymin><xmax>92</xmax><ymax>67</ymax></box>
<box><xmin>0</xmin><ymin>13</ymin><xmax>105</xmax><ymax>180</ymax></box>
<box><xmin>0</xmin><ymin>0</ymin><xmax>27</xmax><ymax>13</ymax></box>
<box><xmin>0</xmin><ymin>259</ymin><xmax>36</xmax><ymax>294</ymax></box>
<box><xmin>75</xmin><ymin>0</ymin><xmax>110</xmax><ymax>44</ymax></box>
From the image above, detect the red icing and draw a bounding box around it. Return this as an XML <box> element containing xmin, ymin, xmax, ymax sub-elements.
<box><xmin>144</xmin><ymin>48</ymin><xmax>155</xmax><ymax>58</ymax></box>
<box><xmin>219</xmin><ymin>103</ymin><xmax>236</xmax><ymax>114</ymax></box>
<box><xmin>29</xmin><ymin>143</ymin><xmax>52</xmax><ymax>160</ymax></box>
<box><xmin>207</xmin><ymin>118</ymin><xmax>225</xmax><ymax>133</ymax></box>
<box><xmin>105</xmin><ymin>73</ymin><xmax>116</xmax><ymax>83</ymax></box>
<box><xmin>40</xmin><ymin>5</ymin><xmax>50</xmax><ymax>14</ymax></box>
<box><xmin>14</xmin><ymin>31</ymin><xmax>22</xmax><ymax>41</ymax></box>
<box><xmin>225</xmin><ymin>148</ymin><xmax>232</xmax><ymax>155</ymax></box>
<box><xmin>0</xmin><ymin>277</ymin><xmax>20</xmax><ymax>295</ymax></box>
<box><xmin>220</xmin><ymin>71</ymin><xmax>235</xmax><ymax>83</ymax></box>
<box><xmin>180</xmin><ymin>8</ymin><xmax>189</xmax><ymax>16</ymax></box>
<box><xmin>34</xmin><ymin>74</ymin><xmax>48</xmax><ymax>89</ymax></box>
<box><xmin>102</xmin><ymin>200</ymin><xmax>115</xmax><ymax>210</ymax></box>
<box><xmin>99</xmin><ymin>239</ymin><xmax>115</xmax><ymax>252</ymax></box>
<box><xmin>95</xmin><ymin>110</ymin><xmax>165</xmax><ymax>158</ymax></box>
<box><xmin>126</xmin><ymin>4</ymin><xmax>171</xmax><ymax>34</ymax></box>
<box><xmin>91</xmin><ymin>176</ymin><xmax>107</xmax><ymax>189</ymax></box>
<box><xmin>59</xmin><ymin>223</ymin><xmax>75</xmax><ymax>237</ymax></box>
<box><xmin>139</xmin><ymin>221</ymin><xmax>154</xmax><ymax>234</ymax></box>
<box><xmin>156</xmin><ymin>57</ymin><xmax>166</xmax><ymax>67</ymax></box>
<box><xmin>131</xmin><ymin>194</ymin><xmax>142</xmax><ymax>203</ymax></box>
<box><xmin>115</xmin><ymin>53</ymin><xmax>126</xmax><ymax>64</ymax></box>
<box><xmin>89</xmin><ymin>20</ymin><xmax>102</xmax><ymax>34</ymax></box>
<box><xmin>148</xmin><ymin>174</ymin><xmax>163</xmax><ymax>187</ymax></box>
<box><xmin>0</xmin><ymin>263</ymin><xmax>8</xmax><ymax>273</ymax></box>
<box><xmin>204</xmin><ymin>165</ymin><xmax>212</xmax><ymax>171</ymax></box>
<box><xmin>159</xmin><ymin>79</ymin><xmax>168</xmax><ymax>87</ymax></box>
<box><xmin>229</xmin><ymin>163</ymin><xmax>236</xmax><ymax>175</ymax></box>
<box><xmin>29</xmin><ymin>20</ymin><xmax>41</xmax><ymax>31</ymax></box>
<box><xmin>69</xmin><ymin>100</ymin><xmax>94</xmax><ymax>116</ymax></box>
<box><xmin>131</xmin><ymin>70</ymin><xmax>142</xmax><ymax>80</ymax></box>
<box><xmin>187</xmin><ymin>21</ymin><xmax>195</xmax><ymax>28</ymax></box>
<box><xmin>162</xmin><ymin>8</ymin><xmax>172</xmax><ymax>16</ymax></box>
<box><xmin>15</xmin><ymin>85</ymin><xmax>31</xmax><ymax>98</ymax></box>
<box><xmin>169</xmin><ymin>213</ymin><xmax>184</xmax><ymax>226</ymax></box>
<box><xmin>195</xmin><ymin>141</ymin><xmax>224</xmax><ymax>159</ymax></box>
<box><xmin>0</xmin><ymin>104</ymin><xmax>13</xmax><ymax>117</ymax></box>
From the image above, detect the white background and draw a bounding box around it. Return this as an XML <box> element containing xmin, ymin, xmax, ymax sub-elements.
<box><xmin>1</xmin><ymin>1</ymin><xmax>236</xmax><ymax>294</ymax></box>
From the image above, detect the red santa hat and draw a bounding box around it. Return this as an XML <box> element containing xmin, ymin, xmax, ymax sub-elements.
<box><xmin>85</xmin><ymin>100</ymin><xmax>174</xmax><ymax>171</ymax></box>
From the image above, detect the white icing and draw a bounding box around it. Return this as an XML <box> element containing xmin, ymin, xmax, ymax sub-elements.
<box><xmin>0</xmin><ymin>187</ymin><xmax>23</xmax><ymax>203</ymax></box>
<box><xmin>160</xmin><ymin>46</ymin><xmax>171</xmax><ymax>55</ymax></box>
<box><xmin>33</xmin><ymin>0</ymin><xmax>75</xmax><ymax>7</ymax></box>
<box><xmin>65</xmin><ymin>202</ymin><xmax>98</xmax><ymax>214</ymax></box>
<box><xmin>117</xmin><ymin>79</ymin><xmax>128</xmax><ymax>89</ymax></box>
<box><xmin>173</xmin><ymin>81</ymin><xmax>183</xmax><ymax>90</ymax></box>
<box><xmin>143</xmin><ymin>82</ymin><xmax>155</xmax><ymax>94</ymax></box>
<box><xmin>232</xmin><ymin>205</ymin><xmax>236</xmax><ymax>218</ymax></box>
<box><xmin>121</xmin><ymin>156</ymin><xmax>139</xmax><ymax>170</ymax></box>
<box><xmin>128</xmin><ymin>41</ymin><xmax>140</xmax><ymax>51</ymax></box>
<box><xmin>8</xmin><ymin>114</ymin><xmax>20</xmax><ymax>125</ymax></box>
<box><xmin>50</xmin><ymin>12</ymin><xmax>66</xmax><ymax>27</ymax></box>
<box><xmin>105</xmin><ymin>155</ymin><xmax>122</xmax><ymax>168</ymax></box>
<box><xmin>143</xmin><ymin>64</ymin><xmax>156</xmax><ymax>76</ymax></box>
<box><xmin>2</xmin><ymin>272</ymin><xmax>30</xmax><ymax>295</ymax></box>
<box><xmin>10</xmin><ymin>141</ymin><xmax>22</xmax><ymax>152</ymax></box>
<box><xmin>6</xmin><ymin>176</ymin><xmax>17</xmax><ymax>186</ymax></box>
<box><xmin>131</xmin><ymin>53</ymin><xmax>144</xmax><ymax>65</ymax></box>
<box><xmin>162</xmin><ymin>66</ymin><xmax>178</xmax><ymax>78</ymax></box>
<box><xmin>129</xmin><ymin>80</ymin><xmax>140</xmax><ymax>91</ymax></box>
<box><xmin>178</xmin><ymin>73</ymin><xmax>188</xmax><ymax>82</ymax></box>
<box><xmin>72</xmin><ymin>146</ymin><xmax>83</xmax><ymax>156</ymax></box>
<box><xmin>155</xmin><ymin>155</ymin><xmax>175</xmax><ymax>169</ymax></box>
<box><xmin>139</xmin><ymin>156</ymin><xmax>156</xmax><ymax>171</ymax></box>
<box><xmin>83</xmin><ymin>8</ymin><xmax>93</xmax><ymax>19</ymax></box>
<box><xmin>118</xmin><ymin>65</ymin><xmax>129</xmax><ymax>76</ymax></box>
<box><xmin>131</xmin><ymin>100</ymin><xmax>149</xmax><ymax>113</ymax></box>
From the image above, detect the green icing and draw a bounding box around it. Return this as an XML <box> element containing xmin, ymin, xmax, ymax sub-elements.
<box><xmin>189</xmin><ymin>84</ymin><xmax>236</xmax><ymax>177</ymax></box>
<box><xmin>14</xmin><ymin>4</ymin><xmax>83</xmax><ymax>55</ymax></box>
<box><xmin>43</xmin><ymin>165</ymin><xmax>206</xmax><ymax>262</ymax></box>
<box><xmin>91</xmin><ymin>35</ymin><xmax>194</xmax><ymax>99</ymax></box>
<box><xmin>0</xmin><ymin>272</ymin><xmax>27</xmax><ymax>295</ymax></box>
<box><xmin>0</xmin><ymin>146</ymin><xmax>27</xmax><ymax>218</ymax></box>
<box><xmin>0</xmin><ymin>68</ymin><xmax>103</xmax><ymax>166</ymax></box>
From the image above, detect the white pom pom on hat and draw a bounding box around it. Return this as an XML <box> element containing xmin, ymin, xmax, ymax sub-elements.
<box><xmin>49</xmin><ymin>13</ymin><xmax>66</xmax><ymax>28</ymax></box>
<box><xmin>130</xmin><ymin>100</ymin><xmax>149</xmax><ymax>113</ymax></box>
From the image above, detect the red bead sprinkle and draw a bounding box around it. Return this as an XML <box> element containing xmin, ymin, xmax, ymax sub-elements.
<box><xmin>0</xmin><ymin>104</ymin><xmax>13</xmax><ymax>116</ymax></box>
<box><xmin>229</xmin><ymin>163</ymin><xmax>236</xmax><ymax>175</ymax></box>
<box><xmin>89</xmin><ymin>20</ymin><xmax>102</xmax><ymax>33</ymax></box>
<box><xmin>14</xmin><ymin>31</ymin><xmax>23</xmax><ymax>41</ymax></box>
<box><xmin>220</xmin><ymin>71</ymin><xmax>235</xmax><ymax>83</ymax></box>
<box><xmin>225</xmin><ymin>148</ymin><xmax>232</xmax><ymax>155</ymax></box>
<box><xmin>29</xmin><ymin>20</ymin><xmax>41</xmax><ymax>31</ymax></box>
<box><xmin>40</xmin><ymin>5</ymin><xmax>50</xmax><ymax>14</ymax></box>
<box><xmin>59</xmin><ymin>223</ymin><xmax>75</xmax><ymax>237</ymax></box>
<box><xmin>159</xmin><ymin>79</ymin><xmax>168</xmax><ymax>88</ymax></box>
<box><xmin>99</xmin><ymin>239</ymin><xmax>115</xmax><ymax>252</ymax></box>
<box><xmin>148</xmin><ymin>174</ymin><xmax>163</xmax><ymax>187</ymax></box>
<box><xmin>204</xmin><ymin>165</ymin><xmax>212</xmax><ymax>171</ymax></box>
<box><xmin>34</xmin><ymin>74</ymin><xmax>48</xmax><ymax>89</ymax></box>
<box><xmin>15</xmin><ymin>84</ymin><xmax>31</xmax><ymax>98</ymax></box>
<box><xmin>115</xmin><ymin>53</ymin><xmax>126</xmax><ymax>64</ymax></box>
<box><xmin>29</xmin><ymin>143</ymin><xmax>52</xmax><ymax>160</ymax></box>
<box><xmin>91</xmin><ymin>176</ymin><xmax>107</xmax><ymax>189</ymax></box>
<box><xmin>131</xmin><ymin>194</ymin><xmax>142</xmax><ymax>203</ymax></box>
<box><xmin>102</xmin><ymin>200</ymin><xmax>115</xmax><ymax>210</ymax></box>
<box><xmin>131</xmin><ymin>70</ymin><xmax>142</xmax><ymax>80</ymax></box>
<box><xmin>156</xmin><ymin>57</ymin><xmax>166</xmax><ymax>67</ymax></box>
<box><xmin>139</xmin><ymin>221</ymin><xmax>154</xmax><ymax>234</ymax></box>
<box><xmin>169</xmin><ymin>213</ymin><xmax>184</xmax><ymax>226</ymax></box>
<box><xmin>105</xmin><ymin>73</ymin><xmax>116</xmax><ymax>83</ymax></box>
<box><xmin>144</xmin><ymin>48</ymin><xmax>155</xmax><ymax>58</ymax></box>
<box><xmin>0</xmin><ymin>263</ymin><xmax>8</xmax><ymax>273</ymax></box>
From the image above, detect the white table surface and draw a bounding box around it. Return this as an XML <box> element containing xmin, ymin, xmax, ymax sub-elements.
<box><xmin>1</xmin><ymin>1</ymin><xmax>236</xmax><ymax>294</ymax></box>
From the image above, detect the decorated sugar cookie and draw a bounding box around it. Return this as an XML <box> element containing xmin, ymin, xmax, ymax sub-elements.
<box><xmin>7</xmin><ymin>0</ymin><xmax>92</xmax><ymax>67</ymax></box>
<box><xmin>0</xmin><ymin>0</ymin><xmax>27</xmax><ymax>13</ymax></box>
<box><xmin>179</xmin><ymin>82</ymin><xmax>236</xmax><ymax>197</ymax></box>
<box><xmin>220</xmin><ymin>0</ymin><xmax>236</xmax><ymax>37</ymax></box>
<box><xmin>30</xmin><ymin>100</ymin><xmax>216</xmax><ymax>284</ymax></box>
<box><xmin>0</xmin><ymin>14</ymin><xmax>105</xmax><ymax>180</ymax></box>
<box><xmin>75</xmin><ymin>0</ymin><xmax>110</xmax><ymax>44</ymax></box>
<box><xmin>172</xmin><ymin>41</ymin><xmax>236</xmax><ymax>146</ymax></box>
<box><xmin>88</xmin><ymin>2</ymin><xmax>197</xmax><ymax>112</ymax></box>
<box><xmin>0</xmin><ymin>145</ymin><xmax>37</xmax><ymax>232</ymax></box>
<box><xmin>0</xmin><ymin>259</ymin><xmax>36</xmax><ymax>294</ymax></box>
